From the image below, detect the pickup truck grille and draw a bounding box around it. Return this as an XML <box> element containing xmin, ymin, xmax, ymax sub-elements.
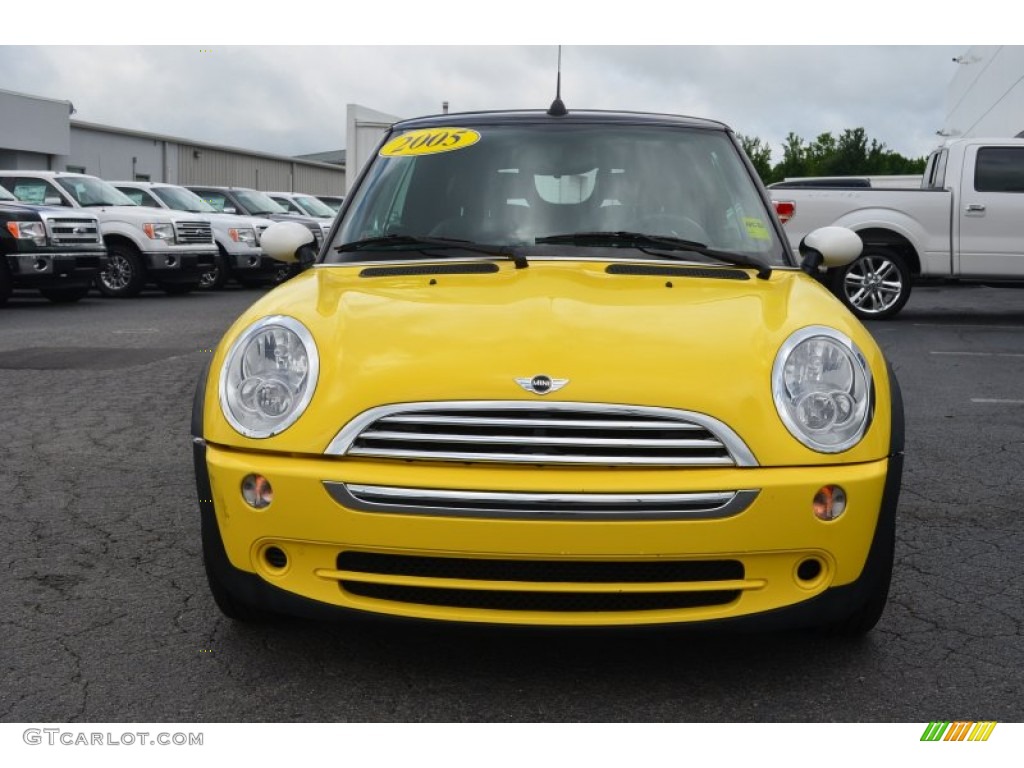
<box><xmin>44</xmin><ymin>216</ymin><xmax>102</xmax><ymax>245</ymax></box>
<box><xmin>174</xmin><ymin>220</ymin><xmax>213</xmax><ymax>245</ymax></box>
<box><xmin>326</xmin><ymin>402</ymin><xmax>758</xmax><ymax>467</ymax></box>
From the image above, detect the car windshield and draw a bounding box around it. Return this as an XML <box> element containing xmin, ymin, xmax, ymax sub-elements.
<box><xmin>57</xmin><ymin>177</ymin><xmax>136</xmax><ymax>207</ymax></box>
<box><xmin>293</xmin><ymin>195</ymin><xmax>336</xmax><ymax>217</ymax></box>
<box><xmin>153</xmin><ymin>186</ymin><xmax>216</xmax><ymax>213</ymax></box>
<box><xmin>270</xmin><ymin>196</ymin><xmax>306</xmax><ymax>215</ymax></box>
<box><xmin>236</xmin><ymin>190</ymin><xmax>287</xmax><ymax>215</ymax></box>
<box><xmin>329</xmin><ymin>122</ymin><xmax>786</xmax><ymax>266</ymax></box>
<box><xmin>318</xmin><ymin>196</ymin><xmax>344</xmax><ymax>212</ymax></box>
<box><xmin>0</xmin><ymin>186</ymin><xmax>16</xmax><ymax>202</ymax></box>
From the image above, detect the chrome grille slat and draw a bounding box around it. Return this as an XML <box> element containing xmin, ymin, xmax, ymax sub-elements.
<box><xmin>381</xmin><ymin>414</ymin><xmax>703</xmax><ymax>430</ymax></box>
<box><xmin>325</xmin><ymin>482</ymin><xmax>758</xmax><ymax>520</ymax></box>
<box><xmin>327</xmin><ymin>401</ymin><xmax>757</xmax><ymax>467</ymax></box>
<box><xmin>358</xmin><ymin>429</ymin><xmax>723</xmax><ymax>449</ymax></box>
<box><xmin>345</xmin><ymin>447</ymin><xmax>734</xmax><ymax>465</ymax></box>
<box><xmin>42</xmin><ymin>216</ymin><xmax>102</xmax><ymax>245</ymax></box>
<box><xmin>173</xmin><ymin>220</ymin><xmax>213</xmax><ymax>244</ymax></box>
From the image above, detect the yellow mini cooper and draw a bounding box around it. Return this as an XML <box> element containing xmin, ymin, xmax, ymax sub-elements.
<box><xmin>191</xmin><ymin>106</ymin><xmax>904</xmax><ymax>634</ymax></box>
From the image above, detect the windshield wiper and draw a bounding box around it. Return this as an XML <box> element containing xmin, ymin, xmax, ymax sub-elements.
<box><xmin>535</xmin><ymin>231</ymin><xmax>771</xmax><ymax>279</ymax></box>
<box><xmin>335</xmin><ymin>234</ymin><xmax>528</xmax><ymax>269</ymax></box>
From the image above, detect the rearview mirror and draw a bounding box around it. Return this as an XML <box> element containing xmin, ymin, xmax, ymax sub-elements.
<box><xmin>261</xmin><ymin>221</ymin><xmax>316</xmax><ymax>265</ymax></box>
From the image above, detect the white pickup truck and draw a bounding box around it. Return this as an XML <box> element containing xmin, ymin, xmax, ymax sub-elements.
<box><xmin>0</xmin><ymin>171</ymin><xmax>217</xmax><ymax>297</ymax></box>
<box><xmin>769</xmin><ymin>138</ymin><xmax>1024</xmax><ymax>319</ymax></box>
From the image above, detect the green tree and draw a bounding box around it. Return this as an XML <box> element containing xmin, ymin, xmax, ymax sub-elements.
<box><xmin>737</xmin><ymin>133</ymin><xmax>773</xmax><ymax>183</ymax></box>
<box><xmin>759</xmin><ymin>128</ymin><xmax>927</xmax><ymax>184</ymax></box>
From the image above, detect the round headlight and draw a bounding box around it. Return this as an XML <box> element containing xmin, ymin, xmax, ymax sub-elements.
<box><xmin>772</xmin><ymin>326</ymin><xmax>872</xmax><ymax>453</ymax></box>
<box><xmin>218</xmin><ymin>315</ymin><xmax>319</xmax><ymax>438</ymax></box>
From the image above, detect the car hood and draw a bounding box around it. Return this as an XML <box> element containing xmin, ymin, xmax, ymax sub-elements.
<box><xmin>202</xmin><ymin>259</ymin><xmax>894</xmax><ymax>466</ymax></box>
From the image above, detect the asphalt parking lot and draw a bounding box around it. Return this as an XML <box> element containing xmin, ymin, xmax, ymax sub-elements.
<box><xmin>1</xmin><ymin>281</ymin><xmax>1022</xmax><ymax>723</ymax></box>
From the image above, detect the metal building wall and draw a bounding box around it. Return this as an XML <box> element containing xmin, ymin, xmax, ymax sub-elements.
<box><xmin>59</xmin><ymin>126</ymin><xmax>176</xmax><ymax>181</ymax></box>
<box><xmin>4</xmin><ymin>99</ymin><xmax>346</xmax><ymax>193</ymax></box>
<box><xmin>177</xmin><ymin>145</ymin><xmax>344</xmax><ymax>194</ymax></box>
<box><xmin>0</xmin><ymin>90</ymin><xmax>71</xmax><ymax>157</ymax></box>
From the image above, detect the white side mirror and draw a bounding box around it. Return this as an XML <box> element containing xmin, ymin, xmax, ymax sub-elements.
<box><xmin>800</xmin><ymin>226</ymin><xmax>862</xmax><ymax>271</ymax></box>
<box><xmin>261</xmin><ymin>221</ymin><xmax>315</xmax><ymax>264</ymax></box>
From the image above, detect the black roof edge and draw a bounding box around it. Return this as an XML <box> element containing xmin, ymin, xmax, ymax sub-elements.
<box><xmin>392</xmin><ymin>109</ymin><xmax>730</xmax><ymax>132</ymax></box>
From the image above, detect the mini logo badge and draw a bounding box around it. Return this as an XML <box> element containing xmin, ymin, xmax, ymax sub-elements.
<box><xmin>516</xmin><ymin>375</ymin><xmax>568</xmax><ymax>395</ymax></box>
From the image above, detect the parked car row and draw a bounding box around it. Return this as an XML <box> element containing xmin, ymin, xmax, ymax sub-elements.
<box><xmin>0</xmin><ymin>170</ymin><xmax>342</xmax><ymax>304</ymax></box>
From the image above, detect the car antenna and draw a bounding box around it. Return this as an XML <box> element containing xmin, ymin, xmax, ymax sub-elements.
<box><xmin>548</xmin><ymin>46</ymin><xmax>567</xmax><ymax>116</ymax></box>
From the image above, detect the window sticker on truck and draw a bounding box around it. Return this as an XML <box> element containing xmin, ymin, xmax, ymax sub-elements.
<box><xmin>379</xmin><ymin>128</ymin><xmax>482</xmax><ymax>157</ymax></box>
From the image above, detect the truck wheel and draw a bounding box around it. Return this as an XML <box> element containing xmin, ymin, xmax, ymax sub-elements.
<box><xmin>200</xmin><ymin>247</ymin><xmax>229</xmax><ymax>290</ymax></box>
<box><xmin>40</xmin><ymin>284</ymin><xmax>91</xmax><ymax>303</ymax></box>
<box><xmin>97</xmin><ymin>243</ymin><xmax>146</xmax><ymax>298</ymax></box>
<box><xmin>829</xmin><ymin>246</ymin><xmax>911</xmax><ymax>321</ymax></box>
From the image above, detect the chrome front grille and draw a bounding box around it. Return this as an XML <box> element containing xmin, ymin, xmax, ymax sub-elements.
<box><xmin>43</xmin><ymin>216</ymin><xmax>102</xmax><ymax>245</ymax></box>
<box><xmin>326</xmin><ymin>402</ymin><xmax>757</xmax><ymax>466</ymax></box>
<box><xmin>174</xmin><ymin>220</ymin><xmax>214</xmax><ymax>244</ymax></box>
<box><xmin>325</xmin><ymin>482</ymin><xmax>759</xmax><ymax>520</ymax></box>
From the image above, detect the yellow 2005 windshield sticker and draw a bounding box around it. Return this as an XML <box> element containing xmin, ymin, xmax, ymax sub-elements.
<box><xmin>743</xmin><ymin>217</ymin><xmax>771</xmax><ymax>241</ymax></box>
<box><xmin>380</xmin><ymin>128</ymin><xmax>481</xmax><ymax>157</ymax></box>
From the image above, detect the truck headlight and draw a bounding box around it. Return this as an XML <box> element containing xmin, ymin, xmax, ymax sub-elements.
<box><xmin>772</xmin><ymin>326</ymin><xmax>872</xmax><ymax>453</ymax></box>
<box><xmin>5</xmin><ymin>221</ymin><xmax>46</xmax><ymax>246</ymax></box>
<box><xmin>143</xmin><ymin>222</ymin><xmax>174</xmax><ymax>241</ymax></box>
<box><xmin>218</xmin><ymin>316</ymin><xmax>319</xmax><ymax>438</ymax></box>
<box><xmin>229</xmin><ymin>227</ymin><xmax>257</xmax><ymax>245</ymax></box>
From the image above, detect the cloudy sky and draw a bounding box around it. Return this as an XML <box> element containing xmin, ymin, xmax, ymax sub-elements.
<box><xmin>2</xmin><ymin>7</ymin><xmax>981</xmax><ymax>165</ymax></box>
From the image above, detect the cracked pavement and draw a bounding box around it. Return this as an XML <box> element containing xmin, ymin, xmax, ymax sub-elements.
<box><xmin>0</xmin><ymin>282</ymin><xmax>1022</xmax><ymax>722</ymax></box>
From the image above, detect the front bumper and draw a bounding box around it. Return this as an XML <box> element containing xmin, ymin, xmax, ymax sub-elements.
<box><xmin>230</xmin><ymin>254</ymin><xmax>286</xmax><ymax>280</ymax></box>
<box><xmin>195</xmin><ymin>439</ymin><xmax>899</xmax><ymax>628</ymax></box>
<box><xmin>7</xmin><ymin>251</ymin><xmax>107</xmax><ymax>287</ymax></box>
<box><xmin>143</xmin><ymin>250</ymin><xmax>217</xmax><ymax>282</ymax></box>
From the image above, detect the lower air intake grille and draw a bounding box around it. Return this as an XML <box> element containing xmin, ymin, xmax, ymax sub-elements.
<box><xmin>336</xmin><ymin>552</ymin><xmax>743</xmax><ymax>613</ymax></box>
<box><xmin>343</xmin><ymin>583</ymin><xmax>740</xmax><ymax>612</ymax></box>
<box><xmin>337</xmin><ymin>552</ymin><xmax>744</xmax><ymax>582</ymax></box>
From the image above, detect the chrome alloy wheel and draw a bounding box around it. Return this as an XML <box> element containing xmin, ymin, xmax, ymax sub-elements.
<box><xmin>842</xmin><ymin>255</ymin><xmax>904</xmax><ymax>315</ymax></box>
<box><xmin>101</xmin><ymin>252</ymin><xmax>134</xmax><ymax>291</ymax></box>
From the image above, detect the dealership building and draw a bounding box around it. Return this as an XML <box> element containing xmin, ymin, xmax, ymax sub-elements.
<box><xmin>0</xmin><ymin>88</ymin><xmax>348</xmax><ymax>195</ymax></box>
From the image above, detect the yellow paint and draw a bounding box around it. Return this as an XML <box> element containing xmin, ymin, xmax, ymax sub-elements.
<box><xmin>199</xmin><ymin>258</ymin><xmax>896</xmax><ymax>625</ymax></box>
